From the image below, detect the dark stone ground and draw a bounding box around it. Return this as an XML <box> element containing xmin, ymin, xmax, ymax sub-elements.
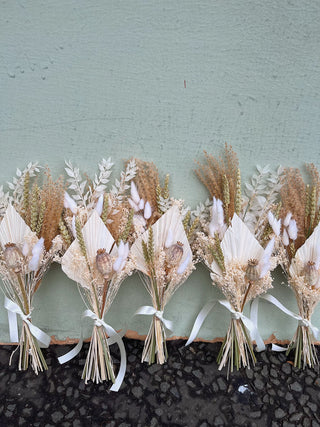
<box><xmin>0</xmin><ymin>339</ymin><xmax>320</xmax><ymax>426</ymax></box>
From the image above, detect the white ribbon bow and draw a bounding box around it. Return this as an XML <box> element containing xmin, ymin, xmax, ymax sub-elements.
<box><xmin>4</xmin><ymin>296</ymin><xmax>51</xmax><ymax>348</ymax></box>
<box><xmin>185</xmin><ymin>299</ymin><xmax>265</xmax><ymax>352</ymax></box>
<box><xmin>134</xmin><ymin>306</ymin><xmax>174</xmax><ymax>331</ymax></box>
<box><xmin>251</xmin><ymin>294</ymin><xmax>320</xmax><ymax>351</ymax></box>
<box><xmin>58</xmin><ymin>309</ymin><xmax>126</xmax><ymax>392</ymax></box>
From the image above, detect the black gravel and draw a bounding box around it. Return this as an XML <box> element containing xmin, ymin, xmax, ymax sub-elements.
<box><xmin>0</xmin><ymin>339</ymin><xmax>320</xmax><ymax>426</ymax></box>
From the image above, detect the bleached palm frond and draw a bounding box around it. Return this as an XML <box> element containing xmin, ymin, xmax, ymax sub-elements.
<box><xmin>130</xmin><ymin>204</ymin><xmax>192</xmax><ymax>275</ymax></box>
<box><xmin>62</xmin><ymin>211</ymin><xmax>116</xmax><ymax>287</ymax></box>
<box><xmin>0</xmin><ymin>204</ymin><xmax>35</xmax><ymax>249</ymax></box>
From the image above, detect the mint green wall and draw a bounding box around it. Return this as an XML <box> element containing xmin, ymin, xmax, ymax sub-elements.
<box><xmin>1</xmin><ymin>0</ymin><xmax>320</xmax><ymax>342</ymax></box>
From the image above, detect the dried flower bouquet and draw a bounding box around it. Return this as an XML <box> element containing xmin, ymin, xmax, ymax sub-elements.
<box><xmin>0</xmin><ymin>166</ymin><xmax>64</xmax><ymax>373</ymax></box>
<box><xmin>128</xmin><ymin>159</ymin><xmax>196</xmax><ymax>364</ymax></box>
<box><xmin>130</xmin><ymin>204</ymin><xmax>194</xmax><ymax>364</ymax></box>
<box><xmin>192</xmin><ymin>145</ymin><xmax>280</xmax><ymax>373</ymax></box>
<box><xmin>60</xmin><ymin>159</ymin><xmax>137</xmax><ymax>388</ymax></box>
<box><xmin>61</xmin><ymin>211</ymin><xmax>132</xmax><ymax>386</ymax></box>
<box><xmin>268</xmin><ymin>165</ymin><xmax>320</xmax><ymax>368</ymax></box>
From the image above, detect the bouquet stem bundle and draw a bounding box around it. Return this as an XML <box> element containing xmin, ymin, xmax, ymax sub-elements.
<box><xmin>286</xmin><ymin>323</ymin><xmax>318</xmax><ymax>369</ymax></box>
<box><xmin>61</xmin><ymin>211</ymin><xmax>131</xmax><ymax>386</ymax></box>
<box><xmin>83</xmin><ymin>324</ymin><xmax>115</xmax><ymax>384</ymax></box>
<box><xmin>217</xmin><ymin>317</ymin><xmax>256</xmax><ymax>374</ymax></box>
<box><xmin>142</xmin><ymin>315</ymin><xmax>167</xmax><ymax>365</ymax></box>
<box><xmin>18</xmin><ymin>321</ymin><xmax>47</xmax><ymax>373</ymax></box>
<box><xmin>131</xmin><ymin>204</ymin><xmax>194</xmax><ymax>365</ymax></box>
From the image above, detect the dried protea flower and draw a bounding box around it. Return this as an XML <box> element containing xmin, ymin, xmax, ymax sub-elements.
<box><xmin>96</xmin><ymin>249</ymin><xmax>113</xmax><ymax>280</ymax></box>
<box><xmin>3</xmin><ymin>243</ymin><xmax>24</xmax><ymax>273</ymax></box>
<box><xmin>165</xmin><ymin>241</ymin><xmax>184</xmax><ymax>269</ymax></box>
<box><xmin>245</xmin><ymin>258</ymin><xmax>259</xmax><ymax>282</ymax></box>
<box><xmin>304</xmin><ymin>261</ymin><xmax>320</xmax><ymax>289</ymax></box>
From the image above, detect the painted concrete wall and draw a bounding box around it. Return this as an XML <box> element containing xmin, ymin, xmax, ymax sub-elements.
<box><xmin>1</xmin><ymin>0</ymin><xmax>320</xmax><ymax>343</ymax></box>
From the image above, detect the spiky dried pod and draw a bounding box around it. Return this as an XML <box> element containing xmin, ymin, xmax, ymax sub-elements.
<box><xmin>96</xmin><ymin>249</ymin><xmax>113</xmax><ymax>279</ymax></box>
<box><xmin>165</xmin><ymin>241</ymin><xmax>184</xmax><ymax>269</ymax></box>
<box><xmin>245</xmin><ymin>259</ymin><xmax>260</xmax><ymax>282</ymax></box>
<box><xmin>304</xmin><ymin>261</ymin><xmax>320</xmax><ymax>289</ymax></box>
<box><xmin>3</xmin><ymin>243</ymin><xmax>24</xmax><ymax>273</ymax></box>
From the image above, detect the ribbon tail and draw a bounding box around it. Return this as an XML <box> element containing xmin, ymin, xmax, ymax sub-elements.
<box><xmin>58</xmin><ymin>335</ymin><xmax>84</xmax><ymax>364</ymax></box>
<box><xmin>134</xmin><ymin>306</ymin><xmax>156</xmax><ymax>317</ymax></box>
<box><xmin>27</xmin><ymin>322</ymin><xmax>51</xmax><ymax>348</ymax></box>
<box><xmin>161</xmin><ymin>318</ymin><xmax>174</xmax><ymax>332</ymax></box>
<box><xmin>58</xmin><ymin>313</ymin><xmax>86</xmax><ymax>364</ymax></box>
<box><xmin>271</xmin><ymin>344</ymin><xmax>288</xmax><ymax>352</ymax></box>
<box><xmin>104</xmin><ymin>325</ymin><xmax>126</xmax><ymax>392</ymax></box>
<box><xmin>249</xmin><ymin>299</ymin><xmax>265</xmax><ymax>352</ymax></box>
<box><xmin>185</xmin><ymin>300</ymin><xmax>216</xmax><ymax>346</ymax></box>
<box><xmin>242</xmin><ymin>316</ymin><xmax>265</xmax><ymax>352</ymax></box>
<box><xmin>4</xmin><ymin>296</ymin><xmax>19</xmax><ymax>342</ymax></box>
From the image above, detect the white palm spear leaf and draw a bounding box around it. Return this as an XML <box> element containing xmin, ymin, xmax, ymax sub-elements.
<box><xmin>0</xmin><ymin>204</ymin><xmax>35</xmax><ymax>249</ymax></box>
<box><xmin>289</xmin><ymin>223</ymin><xmax>320</xmax><ymax>277</ymax></box>
<box><xmin>210</xmin><ymin>214</ymin><xmax>265</xmax><ymax>276</ymax></box>
<box><xmin>61</xmin><ymin>211</ymin><xmax>116</xmax><ymax>288</ymax></box>
<box><xmin>130</xmin><ymin>204</ymin><xmax>192</xmax><ymax>275</ymax></box>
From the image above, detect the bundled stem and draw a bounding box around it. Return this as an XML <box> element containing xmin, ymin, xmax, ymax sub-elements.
<box><xmin>82</xmin><ymin>325</ymin><xmax>115</xmax><ymax>384</ymax></box>
<box><xmin>217</xmin><ymin>318</ymin><xmax>256</xmax><ymax>376</ymax></box>
<box><xmin>17</xmin><ymin>321</ymin><xmax>48</xmax><ymax>374</ymax></box>
<box><xmin>286</xmin><ymin>324</ymin><xmax>318</xmax><ymax>369</ymax></box>
<box><xmin>142</xmin><ymin>316</ymin><xmax>168</xmax><ymax>365</ymax></box>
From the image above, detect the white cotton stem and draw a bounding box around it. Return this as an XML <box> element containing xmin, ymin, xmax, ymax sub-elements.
<box><xmin>113</xmin><ymin>255</ymin><xmax>123</xmax><ymax>272</ymax></box>
<box><xmin>64</xmin><ymin>192</ymin><xmax>77</xmax><ymax>214</ymax></box>
<box><xmin>22</xmin><ymin>242</ymin><xmax>29</xmax><ymax>257</ymax></box>
<box><xmin>144</xmin><ymin>201</ymin><xmax>152</xmax><ymax>219</ymax></box>
<box><xmin>283</xmin><ymin>212</ymin><xmax>292</xmax><ymax>228</ymax></box>
<box><xmin>29</xmin><ymin>238</ymin><xmax>44</xmax><ymax>271</ymax></box>
<box><xmin>165</xmin><ymin>228</ymin><xmax>173</xmax><ymax>248</ymax></box>
<box><xmin>117</xmin><ymin>240</ymin><xmax>125</xmax><ymax>258</ymax></box>
<box><xmin>208</xmin><ymin>221</ymin><xmax>216</xmax><ymax>238</ymax></box>
<box><xmin>130</xmin><ymin>182</ymin><xmax>141</xmax><ymax>205</ymax></box>
<box><xmin>177</xmin><ymin>254</ymin><xmax>190</xmax><ymax>275</ymax></box>
<box><xmin>282</xmin><ymin>229</ymin><xmax>289</xmax><ymax>246</ymax></box>
<box><xmin>259</xmin><ymin>237</ymin><xmax>274</xmax><ymax>278</ymax></box>
<box><xmin>128</xmin><ymin>198</ymin><xmax>140</xmax><ymax>212</ymax></box>
<box><xmin>95</xmin><ymin>194</ymin><xmax>104</xmax><ymax>216</ymax></box>
<box><xmin>210</xmin><ymin>197</ymin><xmax>226</xmax><ymax>238</ymax></box>
<box><xmin>268</xmin><ymin>211</ymin><xmax>281</xmax><ymax>236</ymax></box>
<box><xmin>288</xmin><ymin>219</ymin><xmax>298</xmax><ymax>241</ymax></box>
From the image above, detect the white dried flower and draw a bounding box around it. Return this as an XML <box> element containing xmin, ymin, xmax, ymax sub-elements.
<box><xmin>64</xmin><ymin>191</ymin><xmax>77</xmax><ymax>214</ymax></box>
<box><xmin>95</xmin><ymin>194</ymin><xmax>104</xmax><ymax>216</ymax></box>
<box><xmin>283</xmin><ymin>212</ymin><xmax>292</xmax><ymax>228</ymax></box>
<box><xmin>144</xmin><ymin>201</ymin><xmax>152</xmax><ymax>220</ymax></box>
<box><xmin>130</xmin><ymin>181</ymin><xmax>140</xmax><ymax>205</ymax></box>
<box><xmin>209</xmin><ymin>197</ymin><xmax>226</xmax><ymax>239</ymax></box>
<box><xmin>29</xmin><ymin>237</ymin><xmax>44</xmax><ymax>271</ymax></box>
<box><xmin>288</xmin><ymin>219</ymin><xmax>298</xmax><ymax>241</ymax></box>
<box><xmin>268</xmin><ymin>211</ymin><xmax>281</xmax><ymax>236</ymax></box>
